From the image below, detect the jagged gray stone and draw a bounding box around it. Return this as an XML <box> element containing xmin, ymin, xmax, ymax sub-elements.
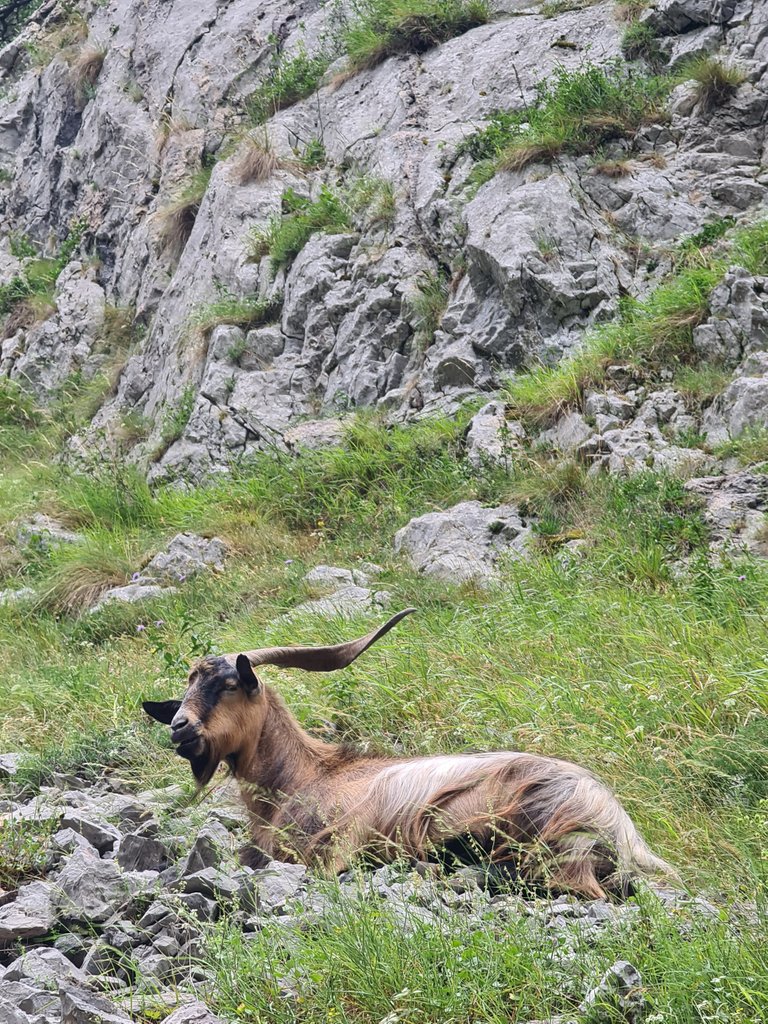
<box><xmin>394</xmin><ymin>501</ymin><xmax>532</xmax><ymax>583</ymax></box>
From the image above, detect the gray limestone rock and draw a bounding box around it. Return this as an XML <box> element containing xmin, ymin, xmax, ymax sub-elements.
<box><xmin>0</xmin><ymin>587</ymin><xmax>35</xmax><ymax>607</ymax></box>
<box><xmin>287</xmin><ymin>585</ymin><xmax>392</xmax><ymax>619</ymax></box>
<box><xmin>251</xmin><ymin>861</ymin><xmax>308</xmax><ymax>914</ymax></box>
<box><xmin>0</xmin><ymin>881</ymin><xmax>56</xmax><ymax>941</ymax></box>
<box><xmin>465</xmin><ymin>401</ymin><xmax>524</xmax><ymax>469</ymax></box>
<box><xmin>162</xmin><ymin>1003</ymin><xmax>224</xmax><ymax>1024</ymax></box>
<box><xmin>59</xmin><ymin>982</ymin><xmax>133</xmax><ymax>1024</ymax></box>
<box><xmin>0</xmin><ymin>751</ymin><xmax>24</xmax><ymax>776</ymax></box>
<box><xmin>88</xmin><ymin>583</ymin><xmax>177</xmax><ymax>613</ymax></box>
<box><xmin>116</xmin><ymin>833</ymin><xmax>168</xmax><ymax>873</ymax></box>
<box><xmin>16</xmin><ymin>515</ymin><xmax>83</xmax><ymax>551</ymax></box>
<box><xmin>141</xmin><ymin>533</ymin><xmax>227</xmax><ymax>582</ymax></box>
<box><xmin>58</xmin><ymin>811</ymin><xmax>121</xmax><ymax>855</ymax></box>
<box><xmin>685</xmin><ymin>470</ymin><xmax>768</xmax><ymax>554</ymax></box>
<box><xmin>4</xmin><ymin>949</ymin><xmax>86</xmax><ymax>989</ymax></box>
<box><xmin>394</xmin><ymin>501</ymin><xmax>532</xmax><ymax>583</ymax></box>
<box><xmin>578</xmin><ymin>960</ymin><xmax>644</xmax><ymax>1024</ymax></box>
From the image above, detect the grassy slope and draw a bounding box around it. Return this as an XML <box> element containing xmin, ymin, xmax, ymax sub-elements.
<box><xmin>1</xmin><ymin>404</ymin><xmax>767</xmax><ymax>1020</ymax></box>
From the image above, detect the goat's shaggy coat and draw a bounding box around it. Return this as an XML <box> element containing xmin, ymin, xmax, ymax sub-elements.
<box><xmin>143</xmin><ymin>610</ymin><xmax>672</xmax><ymax>899</ymax></box>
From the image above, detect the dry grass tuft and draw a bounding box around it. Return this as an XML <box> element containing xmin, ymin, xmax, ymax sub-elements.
<box><xmin>156</xmin><ymin>168</ymin><xmax>211</xmax><ymax>261</ymax></box>
<box><xmin>233</xmin><ymin>134</ymin><xmax>282</xmax><ymax>185</ymax></box>
<box><xmin>71</xmin><ymin>42</ymin><xmax>106</xmax><ymax>103</ymax></box>
<box><xmin>593</xmin><ymin>158</ymin><xmax>633</xmax><ymax>177</ymax></box>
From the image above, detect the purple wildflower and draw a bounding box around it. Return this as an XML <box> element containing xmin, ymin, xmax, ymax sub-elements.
<box><xmin>136</xmin><ymin>624</ymin><xmax>146</xmax><ymax>633</ymax></box>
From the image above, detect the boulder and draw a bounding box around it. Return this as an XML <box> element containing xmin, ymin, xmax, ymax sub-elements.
<box><xmin>578</xmin><ymin>960</ymin><xmax>644</xmax><ymax>1024</ymax></box>
<box><xmin>0</xmin><ymin>588</ymin><xmax>35</xmax><ymax>607</ymax></box>
<box><xmin>0</xmin><ymin>752</ymin><xmax>24</xmax><ymax>777</ymax></box>
<box><xmin>162</xmin><ymin>1003</ymin><xmax>224</xmax><ymax>1024</ymax></box>
<box><xmin>53</xmin><ymin>849</ymin><xmax>156</xmax><ymax>924</ymax></box>
<box><xmin>394</xmin><ymin>501</ymin><xmax>532</xmax><ymax>584</ymax></box>
<box><xmin>287</xmin><ymin>586</ymin><xmax>392</xmax><ymax>619</ymax></box>
<box><xmin>685</xmin><ymin>470</ymin><xmax>768</xmax><ymax>554</ymax></box>
<box><xmin>284</xmin><ymin>419</ymin><xmax>346</xmax><ymax>452</ymax></box>
<box><xmin>116</xmin><ymin>833</ymin><xmax>168</xmax><ymax>873</ymax></box>
<box><xmin>58</xmin><ymin>812</ymin><xmax>120</xmax><ymax>855</ymax></box>
<box><xmin>251</xmin><ymin>861</ymin><xmax>307</xmax><ymax>914</ymax></box>
<box><xmin>465</xmin><ymin>401</ymin><xmax>524</xmax><ymax>469</ymax></box>
<box><xmin>140</xmin><ymin>533</ymin><xmax>227</xmax><ymax>582</ymax></box>
<box><xmin>16</xmin><ymin>516</ymin><xmax>83</xmax><ymax>552</ymax></box>
<box><xmin>303</xmin><ymin>565</ymin><xmax>377</xmax><ymax>591</ymax></box>
<box><xmin>0</xmin><ymin>881</ymin><xmax>56</xmax><ymax>941</ymax></box>
<box><xmin>89</xmin><ymin>583</ymin><xmax>177</xmax><ymax>614</ymax></box>
<box><xmin>539</xmin><ymin>411</ymin><xmax>593</xmax><ymax>453</ymax></box>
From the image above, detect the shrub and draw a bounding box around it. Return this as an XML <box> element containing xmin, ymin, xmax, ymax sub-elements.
<box><xmin>298</xmin><ymin>138</ymin><xmax>327</xmax><ymax>170</ymax></box>
<box><xmin>189</xmin><ymin>292</ymin><xmax>283</xmax><ymax>336</ymax></box>
<box><xmin>342</xmin><ymin>0</ymin><xmax>491</xmax><ymax>74</ymax></box>
<box><xmin>37</xmin><ymin>529</ymin><xmax>141</xmax><ymax>614</ymax></box>
<box><xmin>247</xmin><ymin>41</ymin><xmax>333</xmax><ymax>125</ymax></box>
<box><xmin>676</xmin><ymin>55</ymin><xmax>746</xmax><ymax>110</ymax></box>
<box><xmin>156</xmin><ymin>166</ymin><xmax>212</xmax><ymax>260</ymax></box>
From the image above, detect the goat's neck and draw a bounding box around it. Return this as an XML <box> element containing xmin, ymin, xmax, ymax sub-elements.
<box><xmin>235</xmin><ymin>687</ymin><xmax>336</xmax><ymax>796</ymax></box>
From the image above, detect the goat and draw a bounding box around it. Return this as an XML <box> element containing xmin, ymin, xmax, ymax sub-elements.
<box><xmin>143</xmin><ymin>609</ymin><xmax>672</xmax><ymax>899</ymax></box>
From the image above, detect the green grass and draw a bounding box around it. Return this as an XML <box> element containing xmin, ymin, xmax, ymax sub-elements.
<box><xmin>675</xmin><ymin>55</ymin><xmax>746</xmax><ymax>110</ymax></box>
<box><xmin>459</xmin><ymin>61</ymin><xmax>669</xmax><ymax>176</ymax></box>
<box><xmin>202</xmin><ymin>887</ymin><xmax>767</xmax><ymax>1023</ymax></box>
<box><xmin>247</xmin><ymin>42</ymin><xmax>334</xmax><ymax>125</ymax></box>
<box><xmin>249</xmin><ymin>177</ymin><xmax>396</xmax><ymax>271</ymax></box>
<box><xmin>0</xmin><ymin>220</ymin><xmax>86</xmax><ymax>330</ymax></box>
<box><xmin>342</xmin><ymin>0</ymin><xmax>491</xmax><ymax>74</ymax></box>
<box><xmin>410</xmin><ymin>270</ymin><xmax>449</xmax><ymax>348</ymax></box>
<box><xmin>621</xmin><ymin>20</ymin><xmax>663</xmax><ymax>65</ymax></box>
<box><xmin>189</xmin><ymin>292</ymin><xmax>283</xmax><ymax>337</ymax></box>
<box><xmin>2</xmin><ymin>367</ymin><xmax>768</xmax><ymax>1016</ymax></box>
<box><xmin>714</xmin><ymin>428</ymin><xmax>768</xmax><ymax>467</ymax></box>
<box><xmin>504</xmin><ymin>220</ymin><xmax>765</xmax><ymax>427</ymax></box>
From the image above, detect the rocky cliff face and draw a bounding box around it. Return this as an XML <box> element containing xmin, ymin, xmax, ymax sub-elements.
<box><xmin>0</xmin><ymin>0</ymin><xmax>767</xmax><ymax>480</ymax></box>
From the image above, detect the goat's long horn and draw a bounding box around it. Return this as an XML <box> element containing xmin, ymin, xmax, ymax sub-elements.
<box><xmin>240</xmin><ymin>608</ymin><xmax>416</xmax><ymax>672</ymax></box>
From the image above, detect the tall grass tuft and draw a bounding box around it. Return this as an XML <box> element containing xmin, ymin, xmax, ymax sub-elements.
<box><xmin>459</xmin><ymin>62</ymin><xmax>669</xmax><ymax>176</ymax></box>
<box><xmin>676</xmin><ymin>55</ymin><xmax>747</xmax><ymax>110</ymax></box>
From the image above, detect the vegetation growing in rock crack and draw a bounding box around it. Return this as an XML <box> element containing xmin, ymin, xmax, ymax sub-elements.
<box><xmin>341</xmin><ymin>0</ymin><xmax>491</xmax><ymax>74</ymax></box>
<box><xmin>232</xmin><ymin>132</ymin><xmax>283</xmax><ymax>185</ymax></box>
<box><xmin>410</xmin><ymin>269</ymin><xmax>449</xmax><ymax>349</ymax></box>
<box><xmin>247</xmin><ymin>39</ymin><xmax>335</xmax><ymax>125</ymax></box>
<box><xmin>504</xmin><ymin>219</ymin><xmax>768</xmax><ymax>426</ymax></box>
<box><xmin>676</xmin><ymin>54</ymin><xmax>747</xmax><ymax>110</ymax></box>
<box><xmin>71</xmin><ymin>40</ymin><xmax>106</xmax><ymax>104</ymax></box>
<box><xmin>621</xmin><ymin>20</ymin><xmax>664</xmax><ymax>65</ymax></box>
<box><xmin>0</xmin><ymin>221</ymin><xmax>86</xmax><ymax>334</ymax></box>
<box><xmin>458</xmin><ymin>60</ymin><xmax>670</xmax><ymax>179</ymax></box>
<box><xmin>248</xmin><ymin>176</ymin><xmax>395</xmax><ymax>271</ymax></box>
<box><xmin>156</xmin><ymin>166</ymin><xmax>212</xmax><ymax>260</ymax></box>
<box><xmin>189</xmin><ymin>291</ymin><xmax>283</xmax><ymax>337</ymax></box>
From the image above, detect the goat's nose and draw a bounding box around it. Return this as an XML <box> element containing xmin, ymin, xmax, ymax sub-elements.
<box><xmin>171</xmin><ymin>714</ymin><xmax>188</xmax><ymax>731</ymax></box>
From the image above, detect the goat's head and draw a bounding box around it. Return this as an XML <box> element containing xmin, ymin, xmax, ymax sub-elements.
<box><xmin>143</xmin><ymin>608</ymin><xmax>415</xmax><ymax>786</ymax></box>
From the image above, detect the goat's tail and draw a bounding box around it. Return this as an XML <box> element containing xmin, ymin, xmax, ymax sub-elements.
<box><xmin>494</xmin><ymin>766</ymin><xmax>679</xmax><ymax>898</ymax></box>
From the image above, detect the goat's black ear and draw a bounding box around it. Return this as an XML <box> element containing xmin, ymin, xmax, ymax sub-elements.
<box><xmin>236</xmin><ymin>654</ymin><xmax>261</xmax><ymax>693</ymax></box>
<box><xmin>143</xmin><ymin>699</ymin><xmax>181</xmax><ymax>724</ymax></box>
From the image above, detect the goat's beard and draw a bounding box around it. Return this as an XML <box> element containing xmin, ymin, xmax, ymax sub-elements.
<box><xmin>175</xmin><ymin>737</ymin><xmax>219</xmax><ymax>787</ymax></box>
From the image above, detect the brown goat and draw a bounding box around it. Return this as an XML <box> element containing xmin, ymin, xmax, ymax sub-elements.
<box><xmin>143</xmin><ymin>610</ymin><xmax>672</xmax><ymax>898</ymax></box>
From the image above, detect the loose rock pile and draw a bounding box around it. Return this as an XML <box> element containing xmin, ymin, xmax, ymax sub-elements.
<box><xmin>0</xmin><ymin>768</ymin><xmax>722</xmax><ymax>1024</ymax></box>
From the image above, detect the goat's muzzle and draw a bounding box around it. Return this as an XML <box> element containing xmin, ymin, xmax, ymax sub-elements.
<box><xmin>170</xmin><ymin>720</ymin><xmax>204</xmax><ymax>760</ymax></box>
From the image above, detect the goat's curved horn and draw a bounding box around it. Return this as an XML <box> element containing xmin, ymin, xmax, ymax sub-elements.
<box><xmin>239</xmin><ymin>608</ymin><xmax>416</xmax><ymax>672</ymax></box>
